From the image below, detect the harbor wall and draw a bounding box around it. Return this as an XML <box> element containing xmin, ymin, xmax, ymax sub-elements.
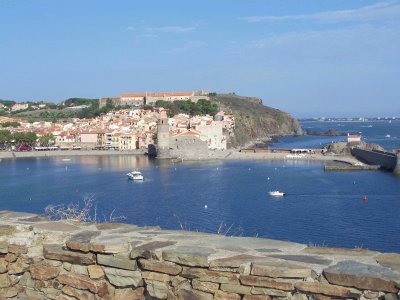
<box><xmin>395</xmin><ymin>154</ymin><xmax>400</xmax><ymax>176</ymax></box>
<box><xmin>351</xmin><ymin>148</ymin><xmax>397</xmax><ymax>171</ymax></box>
<box><xmin>0</xmin><ymin>211</ymin><xmax>399</xmax><ymax>299</ymax></box>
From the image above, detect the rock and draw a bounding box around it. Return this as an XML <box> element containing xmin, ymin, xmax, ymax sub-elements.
<box><xmin>142</xmin><ymin>271</ymin><xmax>170</xmax><ymax>282</ymax></box>
<box><xmin>220</xmin><ymin>283</ymin><xmax>252</xmax><ymax>295</ymax></box>
<box><xmin>323</xmin><ymin>261</ymin><xmax>400</xmax><ymax>293</ymax></box>
<box><xmin>62</xmin><ymin>263</ymin><xmax>71</xmax><ymax>272</ymax></box>
<box><xmin>8</xmin><ymin>257</ymin><xmax>30</xmax><ymax>274</ymax></box>
<box><xmin>88</xmin><ymin>265</ymin><xmax>104</xmax><ymax>279</ymax></box>
<box><xmin>55</xmin><ymin>294</ymin><xmax>75</xmax><ymax>300</ymax></box>
<box><xmin>56</xmin><ymin>273</ymin><xmax>108</xmax><ymax>296</ymax></box>
<box><xmin>71</xmin><ymin>264</ymin><xmax>88</xmax><ymax>276</ymax></box>
<box><xmin>251</xmin><ymin>287</ymin><xmax>288</xmax><ymax>297</ymax></box>
<box><xmin>363</xmin><ymin>290</ymin><xmax>380</xmax><ymax>299</ymax></box>
<box><xmin>65</xmin><ymin>231</ymin><xmax>100</xmax><ymax>253</ymax></box>
<box><xmin>90</xmin><ymin>235</ymin><xmax>130</xmax><ymax>254</ymax></box>
<box><xmin>176</xmin><ymin>288</ymin><xmax>213</xmax><ymax>300</ymax></box>
<box><xmin>0</xmin><ymin>225</ymin><xmax>17</xmax><ymax>236</ymax></box>
<box><xmin>251</xmin><ymin>261</ymin><xmax>315</xmax><ymax>279</ymax></box>
<box><xmin>0</xmin><ymin>286</ymin><xmax>20</xmax><ymax>298</ymax></box>
<box><xmin>0</xmin><ymin>241</ymin><xmax>8</xmax><ymax>254</ymax></box>
<box><xmin>290</xmin><ymin>294</ymin><xmax>308</xmax><ymax>300</ymax></box>
<box><xmin>43</xmin><ymin>244</ymin><xmax>96</xmax><ymax>265</ymax></box>
<box><xmin>103</xmin><ymin>267</ymin><xmax>143</xmax><ymax>288</ymax></box>
<box><xmin>0</xmin><ymin>274</ymin><xmax>13</xmax><ymax>288</ymax></box>
<box><xmin>130</xmin><ymin>241</ymin><xmax>177</xmax><ymax>259</ymax></box>
<box><xmin>294</xmin><ymin>282</ymin><xmax>361</xmax><ymax>297</ymax></box>
<box><xmin>19</xmin><ymin>271</ymin><xmax>35</xmax><ymax>288</ymax></box>
<box><xmin>181</xmin><ymin>267</ymin><xmax>239</xmax><ymax>284</ymax></box>
<box><xmin>145</xmin><ymin>279</ymin><xmax>169</xmax><ymax>299</ymax></box>
<box><xmin>5</xmin><ymin>253</ymin><xmax>17</xmax><ymax>263</ymax></box>
<box><xmin>8</xmin><ymin>244</ymin><xmax>28</xmax><ymax>254</ymax></box>
<box><xmin>240</xmin><ymin>275</ymin><xmax>294</xmax><ymax>291</ymax></box>
<box><xmin>210</xmin><ymin>254</ymin><xmax>265</xmax><ymax>268</ymax></box>
<box><xmin>171</xmin><ymin>275</ymin><xmax>189</xmax><ymax>287</ymax></box>
<box><xmin>114</xmin><ymin>287</ymin><xmax>145</xmax><ymax>300</ymax></box>
<box><xmin>138</xmin><ymin>259</ymin><xmax>182</xmax><ymax>275</ymax></box>
<box><xmin>243</xmin><ymin>296</ymin><xmax>272</xmax><ymax>300</ymax></box>
<box><xmin>192</xmin><ymin>279</ymin><xmax>219</xmax><ymax>293</ymax></box>
<box><xmin>30</xmin><ymin>261</ymin><xmax>60</xmax><ymax>280</ymax></box>
<box><xmin>62</xmin><ymin>286</ymin><xmax>95</xmax><ymax>300</ymax></box>
<box><xmin>97</xmin><ymin>254</ymin><xmax>137</xmax><ymax>270</ymax></box>
<box><xmin>214</xmin><ymin>290</ymin><xmax>241</xmax><ymax>300</ymax></box>
<box><xmin>162</xmin><ymin>247</ymin><xmax>214</xmax><ymax>267</ymax></box>
<box><xmin>376</xmin><ymin>253</ymin><xmax>400</xmax><ymax>273</ymax></box>
<box><xmin>0</xmin><ymin>258</ymin><xmax>8</xmax><ymax>273</ymax></box>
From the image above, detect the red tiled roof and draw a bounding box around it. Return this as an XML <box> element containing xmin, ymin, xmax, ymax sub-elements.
<box><xmin>121</xmin><ymin>92</ymin><xmax>193</xmax><ymax>98</ymax></box>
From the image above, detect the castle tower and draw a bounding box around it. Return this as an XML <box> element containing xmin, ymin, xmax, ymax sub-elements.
<box><xmin>156</xmin><ymin>110</ymin><xmax>170</xmax><ymax>158</ymax></box>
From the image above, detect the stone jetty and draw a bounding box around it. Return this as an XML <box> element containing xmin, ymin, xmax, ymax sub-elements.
<box><xmin>0</xmin><ymin>210</ymin><xmax>399</xmax><ymax>299</ymax></box>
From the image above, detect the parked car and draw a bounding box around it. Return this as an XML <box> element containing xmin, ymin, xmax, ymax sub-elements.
<box><xmin>15</xmin><ymin>145</ymin><xmax>33</xmax><ymax>152</ymax></box>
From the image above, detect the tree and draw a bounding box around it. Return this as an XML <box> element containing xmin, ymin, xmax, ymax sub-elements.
<box><xmin>0</xmin><ymin>121</ymin><xmax>20</xmax><ymax>128</ymax></box>
<box><xmin>39</xmin><ymin>134</ymin><xmax>55</xmax><ymax>146</ymax></box>
<box><xmin>0</xmin><ymin>130</ymin><xmax>12</xmax><ymax>149</ymax></box>
<box><xmin>13</xmin><ymin>132</ymin><xmax>37</xmax><ymax>146</ymax></box>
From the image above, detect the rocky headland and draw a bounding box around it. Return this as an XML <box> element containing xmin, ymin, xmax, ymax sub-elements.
<box><xmin>305</xmin><ymin>129</ymin><xmax>344</xmax><ymax>137</ymax></box>
<box><xmin>209</xmin><ymin>94</ymin><xmax>302</xmax><ymax>148</ymax></box>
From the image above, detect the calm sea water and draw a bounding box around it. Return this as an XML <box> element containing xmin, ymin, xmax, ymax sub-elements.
<box><xmin>0</xmin><ymin>121</ymin><xmax>399</xmax><ymax>252</ymax></box>
<box><xmin>272</xmin><ymin>120</ymin><xmax>400</xmax><ymax>150</ymax></box>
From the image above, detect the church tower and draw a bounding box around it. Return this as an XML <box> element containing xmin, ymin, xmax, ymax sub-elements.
<box><xmin>156</xmin><ymin>110</ymin><xmax>170</xmax><ymax>158</ymax></box>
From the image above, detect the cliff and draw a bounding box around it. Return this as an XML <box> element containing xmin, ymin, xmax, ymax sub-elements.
<box><xmin>209</xmin><ymin>94</ymin><xmax>302</xmax><ymax>148</ymax></box>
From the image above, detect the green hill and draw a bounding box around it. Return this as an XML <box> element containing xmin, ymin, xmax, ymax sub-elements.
<box><xmin>209</xmin><ymin>93</ymin><xmax>302</xmax><ymax>148</ymax></box>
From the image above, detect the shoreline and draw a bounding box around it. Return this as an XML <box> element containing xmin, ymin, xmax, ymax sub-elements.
<box><xmin>0</xmin><ymin>148</ymin><xmax>361</xmax><ymax>165</ymax></box>
<box><xmin>0</xmin><ymin>149</ymin><xmax>146</xmax><ymax>159</ymax></box>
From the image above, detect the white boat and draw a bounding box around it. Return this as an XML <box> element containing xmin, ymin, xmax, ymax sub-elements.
<box><xmin>127</xmin><ymin>171</ymin><xmax>144</xmax><ymax>181</ymax></box>
<box><xmin>269</xmin><ymin>191</ymin><xmax>285</xmax><ymax>197</ymax></box>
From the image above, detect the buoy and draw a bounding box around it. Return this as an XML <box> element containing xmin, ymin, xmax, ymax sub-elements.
<box><xmin>363</xmin><ymin>195</ymin><xmax>367</xmax><ymax>202</ymax></box>
<box><xmin>267</xmin><ymin>177</ymin><xmax>270</xmax><ymax>180</ymax></box>
<box><xmin>204</xmin><ymin>205</ymin><xmax>208</xmax><ymax>209</ymax></box>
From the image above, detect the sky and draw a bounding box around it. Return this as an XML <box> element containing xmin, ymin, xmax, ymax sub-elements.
<box><xmin>0</xmin><ymin>0</ymin><xmax>399</xmax><ymax>117</ymax></box>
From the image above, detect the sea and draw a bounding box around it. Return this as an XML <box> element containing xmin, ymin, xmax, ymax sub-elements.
<box><xmin>0</xmin><ymin>120</ymin><xmax>399</xmax><ymax>253</ymax></box>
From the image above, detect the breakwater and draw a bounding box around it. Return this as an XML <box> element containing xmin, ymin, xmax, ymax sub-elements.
<box><xmin>0</xmin><ymin>210</ymin><xmax>399</xmax><ymax>299</ymax></box>
<box><xmin>351</xmin><ymin>148</ymin><xmax>398</xmax><ymax>173</ymax></box>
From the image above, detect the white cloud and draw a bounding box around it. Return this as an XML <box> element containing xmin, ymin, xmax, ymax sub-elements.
<box><xmin>240</xmin><ymin>1</ymin><xmax>400</xmax><ymax>24</ymax></box>
<box><xmin>146</xmin><ymin>25</ymin><xmax>197</xmax><ymax>34</ymax></box>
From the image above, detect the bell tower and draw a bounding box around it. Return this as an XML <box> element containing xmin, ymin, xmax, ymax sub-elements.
<box><xmin>156</xmin><ymin>110</ymin><xmax>170</xmax><ymax>158</ymax></box>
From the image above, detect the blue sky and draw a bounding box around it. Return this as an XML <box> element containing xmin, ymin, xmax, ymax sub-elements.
<box><xmin>1</xmin><ymin>1</ymin><xmax>399</xmax><ymax>117</ymax></box>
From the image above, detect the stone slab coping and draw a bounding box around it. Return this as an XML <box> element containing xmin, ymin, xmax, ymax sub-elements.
<box><xmin>0</xmin><ymin>210</ymin><xmax>399</xmax><ymax>276</ymax></box>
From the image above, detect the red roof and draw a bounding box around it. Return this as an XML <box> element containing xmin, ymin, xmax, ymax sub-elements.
<box><xmin>121</xmin><ymin>92</ymin><xmax>193</xmax><ymax>98</ymax></box>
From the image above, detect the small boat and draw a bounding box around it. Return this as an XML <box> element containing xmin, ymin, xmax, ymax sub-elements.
<box><xmin>269</xmin><ymin>191</ymin><xmax>285</xmax><ymax>197</ymax></box>
<box><xmin>127</xmin><ymin>171</ymin><xmax>144</xmax><ymax>181</ymax></box>
<box><xmin>385</xmin><ymin>134</ymin><xmax>391</xmax><ymax>138</ymax></box>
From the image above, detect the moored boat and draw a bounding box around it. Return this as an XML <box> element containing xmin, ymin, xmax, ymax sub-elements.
<box><xmin>127</xmin><ymin>171</ymin><xmax>144</xmax><ymax>181</ymax></box>
<box><xmin>269</xmin><ymin>191</ymin><xmax>285</xmax><ymax>197</ymax></box>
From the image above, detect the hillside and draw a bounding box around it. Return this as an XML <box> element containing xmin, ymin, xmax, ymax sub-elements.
<box><xmin>209</xmin><ymin>93</ymin><xmax>302</xmax><ymax>148</ymax></box>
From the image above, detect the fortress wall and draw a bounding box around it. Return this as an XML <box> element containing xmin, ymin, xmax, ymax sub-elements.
<box><xmin>0</xmin><ymin>211</ymin><xmax>399</xmax><ymax>299</ymax></box>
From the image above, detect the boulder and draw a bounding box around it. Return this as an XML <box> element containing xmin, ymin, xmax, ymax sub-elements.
<box><xmin>30</xmin><ymin>261</ymin><xmax>60</xmax><ymax>280</ymax></box>
<box><xmin>323</xmin><ymin>261</ymin><xmax>400</xmax><ymax>293</ymax></box>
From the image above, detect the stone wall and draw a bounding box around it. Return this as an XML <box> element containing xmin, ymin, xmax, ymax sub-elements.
<box><xmin>0</xmin><ymin>211</ymin><xmax>399</xmax><ymax>300</ymax></box>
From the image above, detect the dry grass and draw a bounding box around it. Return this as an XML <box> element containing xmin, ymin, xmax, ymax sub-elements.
<box><xmin>45</xmin><ymin>195</ymin><xmax>126</xmax><ymax>223</ymax></box>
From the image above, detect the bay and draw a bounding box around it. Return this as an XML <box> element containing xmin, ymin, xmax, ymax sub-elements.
<box><xmin>0</xmin><ymin>120</ymin><xmax>399</xmax><ymax>253</ymax></box>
